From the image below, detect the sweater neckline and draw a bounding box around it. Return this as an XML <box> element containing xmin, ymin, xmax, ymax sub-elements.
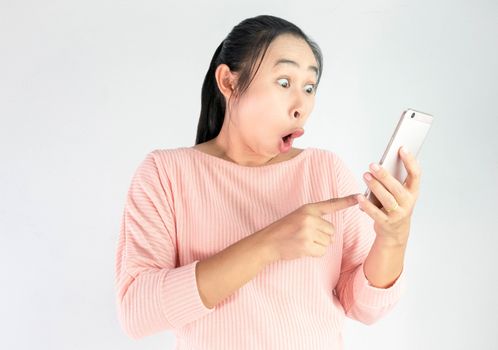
<box><xmin>186</xmin><ymin>146</ymin><xmax>311</xmax><ymax>170</ymax></box>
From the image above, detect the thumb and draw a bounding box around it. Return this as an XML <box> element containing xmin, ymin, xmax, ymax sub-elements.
<box><xmin>309</xmin><ymin>194</ymin><xmax>360</xmax><ymax>215</ymax></box>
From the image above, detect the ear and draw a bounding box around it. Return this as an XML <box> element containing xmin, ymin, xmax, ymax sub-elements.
<box><xmin>214</xmin><ymin>64</ymin><xmax>238</xmax><ymax>99</ymax></box>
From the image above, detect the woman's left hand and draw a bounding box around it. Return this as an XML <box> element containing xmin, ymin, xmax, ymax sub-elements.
<box><xmin>358</xmin><ymin>146</ymin><xmax>421</xmax><ymax>246</ymax></box>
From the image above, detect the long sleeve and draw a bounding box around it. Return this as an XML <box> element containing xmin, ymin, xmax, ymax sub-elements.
<box><xmin>332</xmin><ymin>153</ymin><xmax>406</xmax><ymax>325</ymax></box>
<box><xmin>114</xmin><ymin>151</ymin><xmax>215</xmax><ymax>339</ymax></box>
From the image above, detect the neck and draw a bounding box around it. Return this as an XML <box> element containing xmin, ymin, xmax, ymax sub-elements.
<box><xmin>208</xmin><ymin>138</ymin><xmax>279</xmax><ymax>166</ymax></box>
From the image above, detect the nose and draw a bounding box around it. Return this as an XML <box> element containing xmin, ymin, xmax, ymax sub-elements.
<box><xmin>291</xmin><ymin>91</ymin><xmax>306</xmax><ymax>119</ymax></box>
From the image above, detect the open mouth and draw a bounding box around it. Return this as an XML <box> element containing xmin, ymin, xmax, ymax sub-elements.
<box><xmin>281</xmin><ymin>128</ymin><xmax>304</xmax><ymax>145</ymax></box>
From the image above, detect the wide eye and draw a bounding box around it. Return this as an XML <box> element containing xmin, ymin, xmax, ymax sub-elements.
<box><xmin>277</xmin><ymin>78</ymin><xmax>290</xmax><ymax>88</ymax></box>
<box><xmin>305</xmin><ymin>84</ymin><xmax>316</xmax><ymax>94</ymax></box>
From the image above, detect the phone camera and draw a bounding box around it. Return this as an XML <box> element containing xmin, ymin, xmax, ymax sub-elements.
<box><xmin>411</xmin><ymin>112</ymin><xmax>415</xmax><ymax>118</ymax></box>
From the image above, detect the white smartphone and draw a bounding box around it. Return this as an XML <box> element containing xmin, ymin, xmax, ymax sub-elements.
<box><xmin>364</xmin><ymin>108</ymin><xmax>433</xmax><ymax>209</ymax></box>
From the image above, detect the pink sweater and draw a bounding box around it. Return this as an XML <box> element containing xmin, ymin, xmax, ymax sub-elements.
<box><xmin>115</xmin><ymin>147</ymin><xmax>405</xmax><ymax>349</ymax></box>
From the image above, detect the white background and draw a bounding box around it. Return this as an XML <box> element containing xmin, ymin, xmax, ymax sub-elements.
<box><xmin>1</xmin><ymin>0</ymin><xmax>497</xmax><ymax>349</ymax></box>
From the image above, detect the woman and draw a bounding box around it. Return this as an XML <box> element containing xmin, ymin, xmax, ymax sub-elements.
<box><xmin>115</xmin><ymin>14</ymin><xmax>421</xmax><ymax>349</ymax></box>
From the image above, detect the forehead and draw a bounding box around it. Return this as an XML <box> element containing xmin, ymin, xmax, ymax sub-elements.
<box><xmin>261</xmin><ymin>35</ymin><xmax>318</xmax><ymax>77</ymax></box>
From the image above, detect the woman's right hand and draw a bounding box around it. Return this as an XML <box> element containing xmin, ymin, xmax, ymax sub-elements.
<box><xmin>260</xmin><ymin>194</ymin><xmax>360</xmax><ymax>261</ymax></box>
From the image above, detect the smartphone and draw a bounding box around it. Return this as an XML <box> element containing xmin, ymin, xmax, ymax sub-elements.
<box><xmin>364</xmin><ymin>108</ymin><xmax>433</xmax><ymax>208</ymax></box>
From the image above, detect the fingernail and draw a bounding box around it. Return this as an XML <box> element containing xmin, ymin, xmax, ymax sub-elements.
<box><xmin>370</xmin><ymin>163</ymin><xmax>380</xmax><ymax>172</ymax></box>
<box><xmin>356</xmin><ymin>194</ymin><xmax>365</xmax><ymax>202</ymax></box>
<box><xmin>364</xmin><ymin>173</ymin><xmax>373</xmax><ymax>181</ymax></box>
<box><xmin>400</xmin><ymin>146</ymin><xmax>408</xmax><ymax>155</ymax></box>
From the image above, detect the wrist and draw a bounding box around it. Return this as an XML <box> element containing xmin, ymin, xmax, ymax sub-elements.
<box><xmin>252</xmin><ymin>228</ymin><xmax>280</xmax><ymax>264</ymax></box>
<box><xmin>375</xmin><ymin>235</ymin><xmax>409</xmax><ymax>249</ymax></box>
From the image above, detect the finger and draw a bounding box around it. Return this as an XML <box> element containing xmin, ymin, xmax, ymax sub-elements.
<box><xmin>363</xmin><ymin>172</ymin><xmax>396</xmax><ymax>210</ymax></box>
<box><xmin>357</xmin><ymin>194</ymin><xmax>388</xmax><ymax>222</ymax></box>
<box><xmin>309</xmin><ymin>194</ymin><xmax>359</xmax><ymax>215</ymax></box>
<box><xmin>367</xmin><ymin>162</ymin><xmax>409</xmax><ymax>206</ymax></box>
<box><xmin>310</xmin><ymin>243</ymin><xmax>327</xmax><ymax>257</ymax></box>
<box><xmin>313</xmin><ymin>231</ymin><xmax>333</xmax><ymax>247</ymax></box>
<box><xmin>316</xmin><ymin>217</ymin><xmax>335</xmax><ymax>236</ymax></box>
<box><xmin>399</xmin><ymin>146</ymin><xmax>421</xmax><ymax>194</ymax></box>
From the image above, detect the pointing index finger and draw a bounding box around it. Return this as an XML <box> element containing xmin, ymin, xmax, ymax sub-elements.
<box><xmin>312</xmin><ymin>194</ymin><xmax>360</xmax><ymax>215</ymax></box>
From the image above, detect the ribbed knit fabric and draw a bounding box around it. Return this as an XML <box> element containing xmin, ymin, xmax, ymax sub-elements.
<box><xmin>114</xmin><ymin>146</ymin><xmax>406</xmax><ymax>349</ymax></box>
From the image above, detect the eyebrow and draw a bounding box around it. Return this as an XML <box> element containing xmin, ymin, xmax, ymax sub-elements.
<box><xmin>273</xmin><ymin>58</ymin><xmax>319</xmax><ymax>77</ymax></box>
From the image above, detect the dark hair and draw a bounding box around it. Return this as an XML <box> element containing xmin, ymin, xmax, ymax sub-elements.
<box><xmin>195</xmin><ymin>15</ymin><xmax>323</xmax><ymax>145</ymax></box>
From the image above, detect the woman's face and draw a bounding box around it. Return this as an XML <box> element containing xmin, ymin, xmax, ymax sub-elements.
<box><xmin>219</xmin><ymin>34</ymin><xmax>319</xmax><ymax>162</ymax></box>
